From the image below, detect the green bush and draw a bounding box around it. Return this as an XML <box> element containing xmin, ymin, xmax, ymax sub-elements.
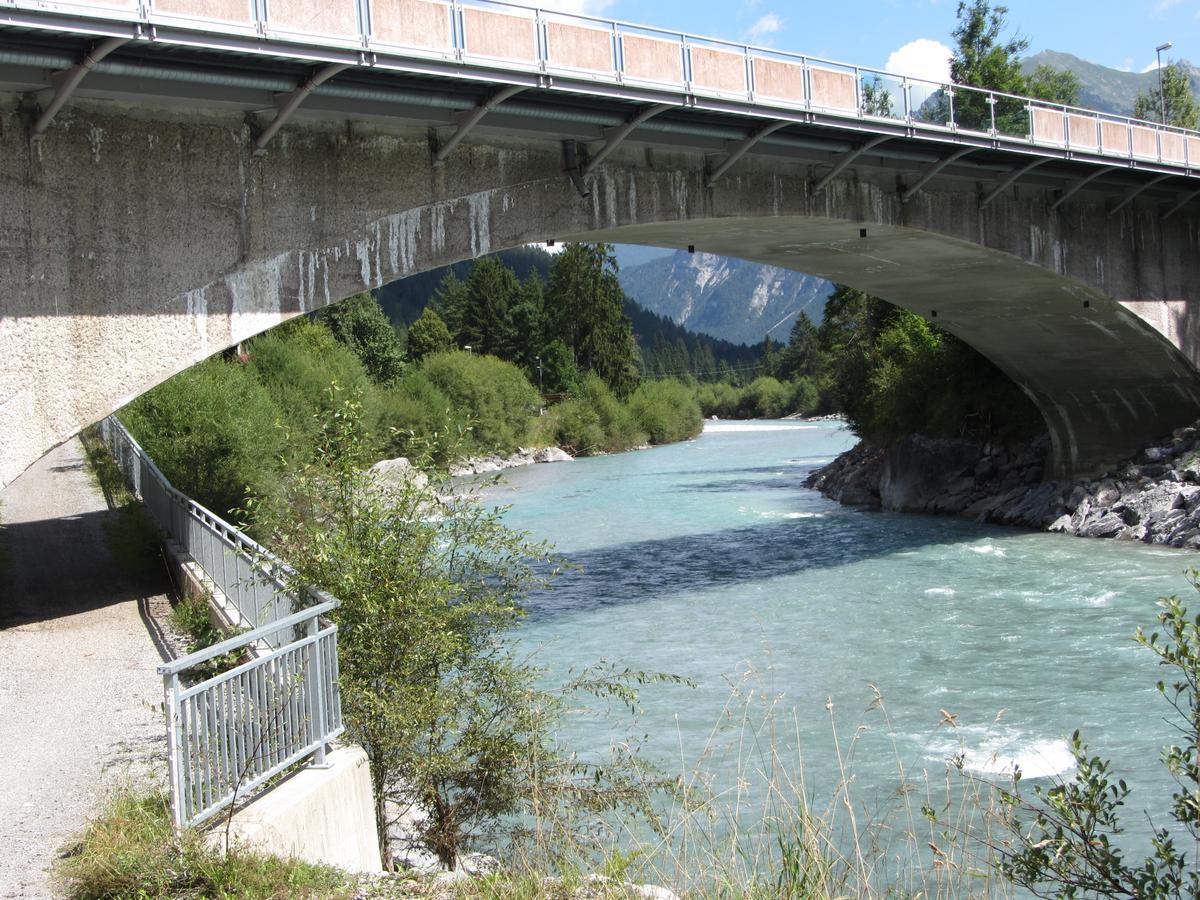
<box><xmin>246</xmin><ymin>319</ymin><xmax>377</xmax><ymax>444</ymax></box>
<box><xmin>374</xmin><ymin>369</ymin><xmax>465</xmax><ymax>465</ymax></box>
<box><xmin>574</xmin><ymin>374</ymin><xmax>642</xmax><ymax>451</ymax></box>
<box><xmin>316</xmin><ymin>292</ymin><xmax>406</xmax><ymax>384</ymax></box>
<box><xmin>58</xmin><ymin>789</ymin><xmax>347</xmax><ymax>899</ymax></box>
<box><xmin>536</xmin><ymin>398</ymin><xmax>606</xmax><ymax>455</ymax></box>
<box><xmin>694</xmin><ymin>381</ymin><xmax>740</xmax><ymax>419</ymax></box>
<box><xmin>120</xmin><ymin>358</ymin><xmax>285</xmax><ymax>519</ymax></box>
<box><xmin>419</xmin><ymin>351</ymin><xmax>539</xmax><ymax>454</ymax></box>
<box><xmin>789</xmin><ymin>377</ymin><xmax>820</xmax><ymax>416</ymax></box>
<box><xmin>738</xmin><ymin>376</ymin><xmax>792</xmax><ymax>419</ymax></box>
<box><xmin>629</xmin><ymin>379</ymin><xmax>703</xmax><ymax>445</ymax></box>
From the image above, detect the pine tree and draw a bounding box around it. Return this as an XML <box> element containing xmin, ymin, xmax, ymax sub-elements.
<box><xmin>544</xmin><ymin>244</ymin><xmax>640</xmax><ymax>396</ymax></box>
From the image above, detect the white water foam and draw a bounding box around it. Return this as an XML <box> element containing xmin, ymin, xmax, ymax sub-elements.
<box><xmin>929</xmin><ymin>731</ymin><xmax>1076</xmax><ymax>780</ymax></box>
<box><xmin>704</xmin><ymin>422</ymin><xmax>820</xmax><ymax>433</ymax></box>
<box><xmin>967</xmin><ymin>543</ymin><xmax>1008</xmax><ymax>557</ymax></box>
<box><xmin>1083</xmin><ymin>590</ymin><xmax>1117</xmax><ymax>607</ymax></box>
<box><xmin>924</xmin><ymin>587</ymin><xmax>956</xmax><ymax>596</ymax></box>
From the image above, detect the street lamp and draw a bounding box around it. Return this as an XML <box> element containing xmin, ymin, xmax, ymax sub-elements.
<box><xmin>1156</xmin><ymin>41</ymin><xmax>1173</xmax><ymax>125</ymax></box>
<box><xmin>534</xmin><ymin>355</ymin><xmax>543</xmax><ymax>393</ymax></box>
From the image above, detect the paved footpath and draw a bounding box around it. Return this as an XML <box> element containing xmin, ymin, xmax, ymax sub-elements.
<box><xmin>0</xmin><ymin>439</ymin><xmax>172</xmax><ymax>899</ymax></box>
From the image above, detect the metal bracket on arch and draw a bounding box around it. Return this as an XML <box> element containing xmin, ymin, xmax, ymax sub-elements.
<box><xmin>563</xmin><ymin>141</ymin><xmax>590</xmax><ymax>198</ymax></box>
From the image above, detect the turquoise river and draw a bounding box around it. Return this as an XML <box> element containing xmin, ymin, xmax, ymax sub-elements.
<box><xmin>484</xmin><ymin>419</ymin><xmax>1193</xmax><ymax>882</ymax></box>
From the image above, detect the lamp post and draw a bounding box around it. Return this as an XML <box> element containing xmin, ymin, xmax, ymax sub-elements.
<box><xmin>1156</xmin><ymin>41</ymin><xmax>1173</xmax><ymax>125</ymax></box>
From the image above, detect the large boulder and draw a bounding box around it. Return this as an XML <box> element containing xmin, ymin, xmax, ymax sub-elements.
<box><xmin>369</xmin><ymin>456</ymin><xmax>429</xmax><ymax>492</ymax></box>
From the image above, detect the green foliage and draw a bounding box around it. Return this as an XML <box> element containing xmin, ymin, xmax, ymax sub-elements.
<box><xmin>946</xmin><ymin>1</ymin><xmax>1078</xmax><ymax>134</ymax></box>
<box><xmin>537</xmin><ymin>340</ymin><xmax>581</xmax><ymax>394</ymax></box>
<box><xmin>406</xmin><ymin>306</ymin><xmax>454</xmax><ymax>363</ymax></box>
<box><xmin>693</xmin><ymin>381</ymin><xmax>741</xmax><ymax>418</ymax></box>
<box><xmin>246</xmin><ymin>318</ymin><xmax>376</xmax><ymax>446</ymax></box>
<box><xmin>533</xmin><ymin>374</ymin><xmax>693</xmax><ymax>456</ymax></box>
<box><xmin>860</xmin><ymin>76</ymin><xmax>895</xmax><ymax>117</ymax></box>
<box><xmin>317</xmin><ymin>292</ymin><xmax>406</xmax><ymax>384</ymax></box>
<box><xmin>373</xmin><ymin>368</ymin><xmax>463</xmax><ymax>465</ymax></box>
<box><xmin>627</xmin><ymin>379</ymin><xmax>703</xmax><ymax>445</ymax></box>
<box><xmin>251</xmin><ymin>398</ymin><xmax>678</xmax><ymax>869</ymax></box>
<box><xmin>997</xmin><ymin>583</ymin><xmax>1200</xmax><ymax>898</ymax></box>
<box><xmin>58</xmin><ymin>789</ymin><xmax>347</xmax><ymax>899</ymax></box>
<box><xmin>120</xmin><ymin>357</ymin><xmax>286</xmax><ymax>519</ymax></box>
<box><xmin>821</xmin><ymin>286</ymin><xmax>1042</xmax><ymax>443</ymax></box>
<box><xmin>1025</xmin><ymin>63</ymin><xmax>1081</xmax><ymax>105</ymax></box>
<box><xmin>777</xmin><ymin>311</ymin><xmax>821</xmax><ymax>382</ymax></box>
<box><xmin>1134</xmin><ymin>62</ymin><xmax>1199</xmax><ymax>129</ymax></box>
<box><xmin>419</xmin><ymin>351</ymin><xmax>540</xmax><ymax>455</ymax></box>
<box><xmin>545</xmin><ymin>244</ymin><xmax>640</xmax><ymax>397</ymax></box>
<box><xmin>737</xmin><ymin>376</ymin><xmax>792</xmax><ymax>419</ymax></box>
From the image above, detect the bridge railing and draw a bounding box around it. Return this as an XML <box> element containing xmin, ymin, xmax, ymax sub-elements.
<box><xmin>98</xmin><ymin>415</ymin><xmax>345</xmax><ymax>829</ymax></box>
<box><xmin>157</xmin><ymin>596</ymin><xmax>344</xmax><ymax>829</ymax></box>
<box><xmin>10</xmin><ymin>0</ymin><xmax>1200</xmax><ymax>169</ymax></box>
<box><xmin>99</xmin><ymin>416</ymin><xmax>293</xmax><ymax>642</ymax></box>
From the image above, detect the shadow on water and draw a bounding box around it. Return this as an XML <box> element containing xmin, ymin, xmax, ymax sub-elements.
<box><xmin>527</xmin><ymin>508</ymin><xmax>1009</xmax><ymax>619</ymax></box>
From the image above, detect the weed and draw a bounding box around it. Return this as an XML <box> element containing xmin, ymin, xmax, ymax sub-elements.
<box><xmin>57</xmin><ymin>788</ymin><xmax>349</xmax><ymax>899</ymax></box>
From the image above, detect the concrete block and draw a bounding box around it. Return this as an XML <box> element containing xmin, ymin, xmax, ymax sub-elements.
<box><xmin>208</xmin><ymin>745</ymin><xmax>383</xmax><ymax>873</ymax></box>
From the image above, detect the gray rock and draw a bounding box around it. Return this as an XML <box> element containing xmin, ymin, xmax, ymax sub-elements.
<box><xmin>1094</xmin><ymin>479</ymin><xmax>1120</xmax><ymax>506</ymax></box>
<box><xmin>1080</xmin><ymin>513</ymin><xmax>1125</xmax><ymax>538</ymax></box>
<box><xmin>1048</xmin><ymin>514</ymin><xmax>1073</xmax><ymax>533</ymax></box>
<box><xmin>533</xmin><ymin>446</ymin><xmax>572</xmax><ymax>464</ymax></box>
<box><xmin>369</xmin><ymin>456</ymin><xmax>429</xmax><ymax>491</ymax></box>
<box><xmin>1143</xmin><ymin>446</ymin><xmax>1172</xmax><ymax>463</ymax></box>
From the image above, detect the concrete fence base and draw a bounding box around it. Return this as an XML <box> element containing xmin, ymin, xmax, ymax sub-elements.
<box><xmin>205</xmin><ymin>745</ymin><xmax>382</xmax><ymax>873</ymax></box>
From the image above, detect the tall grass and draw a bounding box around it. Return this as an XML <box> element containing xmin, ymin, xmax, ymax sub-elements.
<box><xmin>496</xmin><ymin>669</ymin><xmax>1012</xmax><ymax>899</ymax></box>
<box><xmin>57</xmin><ymin>789</ymin><xmax>349</xmax><ymax>899</ymax></box>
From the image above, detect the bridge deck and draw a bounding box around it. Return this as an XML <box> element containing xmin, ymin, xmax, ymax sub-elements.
<box><xmin>1</xmin><ymin>0</ymin><xmax>1197</xmax><ymax>214</ymax></box>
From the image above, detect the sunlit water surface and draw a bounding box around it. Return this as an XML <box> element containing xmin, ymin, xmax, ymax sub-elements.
<box><xmin>482</xmin><ymin>420</ymin><xmax>1191</xmax><ymax>872</ymax></box>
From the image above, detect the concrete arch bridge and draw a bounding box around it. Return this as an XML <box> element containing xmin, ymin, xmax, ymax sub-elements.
<box><xmin>2</xmin><ymin>0</ymin><xmax>1200</xmax><ymax>487</ymax></box>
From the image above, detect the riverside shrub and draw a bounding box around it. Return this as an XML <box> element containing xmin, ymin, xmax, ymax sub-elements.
<box><xmin>246</xmin><ymin>319</ymin><xmax>376</xmax><ymax>444</ymax></box>
<box><xmin>629</xmin><ymin>379</ymin><xmax>703</xmax><ymax>445</ymax></box>
<box><xmin>373</xmin><ymin>369</ymin><xmax>463</xmax><ymax>465</ymax></box>
<box><xmin>419</xmin><ymin>351</ymin><xmax>540</xmax><ymax>454</ymax></box>
<box><xmin>120</xmin><ymin>357</ymin><xmax>285</xmax><ymax>518</ymax></box>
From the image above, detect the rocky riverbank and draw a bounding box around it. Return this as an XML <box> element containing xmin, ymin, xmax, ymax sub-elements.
<box><xmin>806</xmin><ymin>422</ymin><xmax>1200</xmax><ymax>549</ymax></box>
<box><xmin>450</xmin><ymin>446</ymin><xmax>573</xmax><ymax>477</ymax></box>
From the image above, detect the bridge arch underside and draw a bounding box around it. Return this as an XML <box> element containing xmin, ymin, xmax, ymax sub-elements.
<box><xmin>3</xmin><ymin>99</ymin><xmax>1200</xmax><ymax>488</ymax></box>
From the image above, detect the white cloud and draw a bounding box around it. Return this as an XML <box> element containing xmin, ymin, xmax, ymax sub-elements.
<box><xmin>1142</xmin><ymin>59</ymin><xmax>1165</xmax><ymax>72</ymax></box>
<box><xmin>884</xmin><ymin>38</ymin><xmax>953</xmax><ymax>84</ymax></box>
<box><xmin>745</xmin><ymin>13</ymin><xmax>783</xmax><ymax>43</ymax></box>
<box><xmin>1119</xmin><ymin>57</ymin><xmax>1134</xmax><ymax>72</ymax></box>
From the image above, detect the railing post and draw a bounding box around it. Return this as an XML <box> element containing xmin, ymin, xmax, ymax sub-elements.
<box><xmin>165</xmin><ymin>671</ymin><xmax>187</xmax><ymax>831</ymax></box>
<box><xmin>308</xmin><ymin>612</ymin><xmax>329</xmax><ymax>768</ymax></box>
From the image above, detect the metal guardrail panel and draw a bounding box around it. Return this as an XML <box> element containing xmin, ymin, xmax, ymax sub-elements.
<box><xmin>99</xmin><ymin>417</ymin><xmax>346</xmax><ymax>830</ymax></box>
<box><xmin>8</xmin><ymin>0</ymin><xmax>1200</xmax><ymax>175</ymax></box>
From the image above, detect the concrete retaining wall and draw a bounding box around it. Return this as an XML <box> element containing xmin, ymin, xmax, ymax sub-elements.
<box><xmin>207</xmin><ymin>745</ymin><xmax>382</xmax><ymax>873</ymax></box>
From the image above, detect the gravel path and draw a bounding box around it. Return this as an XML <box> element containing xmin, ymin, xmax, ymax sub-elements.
<box><xmin>0</xmin><ymin>439</ymin><xmax>174</xmax><ymax>899</ymax></box>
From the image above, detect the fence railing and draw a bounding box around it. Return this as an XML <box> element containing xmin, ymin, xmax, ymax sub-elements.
<box><xmin>98</xmin><ymin>415</ymin><xmax>345</xmax><ymax>828</ymax></box>
<box><xmin>99</xmin><ymin>417</ymin><xmax>293</xmax><ymax>641</ymax></box>
<box><xmin>10</xmin><ymin>0</ymin><xmax>1200</xmax><ymax>172</ymax></box>
<box><xmin>158</xmin><ymin>598</ymin><xmax>344</xmax><ymax>829</ymax></box>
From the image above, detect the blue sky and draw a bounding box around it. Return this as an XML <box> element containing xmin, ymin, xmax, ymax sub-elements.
<box><xmin>526</xmin><ymin>0</ymin><xmax>1198</xmax><ymax>81</ymax></box>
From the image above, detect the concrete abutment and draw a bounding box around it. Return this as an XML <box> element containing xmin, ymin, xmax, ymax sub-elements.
<box><xmin>3</xmin><ymin>93</ymin><xmax>1200</xmax><ymax>486</ymax></box>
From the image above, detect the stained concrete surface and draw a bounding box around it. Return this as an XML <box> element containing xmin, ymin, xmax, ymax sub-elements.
<box><xmin>0</xmin><ymin>439</ymin><xmax>171</xmax><ymax>898</ymax></box>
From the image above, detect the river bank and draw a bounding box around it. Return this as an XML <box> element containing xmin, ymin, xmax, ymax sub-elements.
<box><xmin>806</xmin><ymin>421</ymin><xmax>1200</xmax><ymax>549</ymax></box>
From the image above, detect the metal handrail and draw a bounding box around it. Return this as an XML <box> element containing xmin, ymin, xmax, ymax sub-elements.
<box><xmin>157</xmin><ymin>596</ymin><xmax>340</xmax><ymax>676</ymax></box>
<box><xmin>9</xmin><ymin>0</ymin><xmax>1199</xmax><ymax>173</ymax></box>
<box><xmin>99</xmin><ymin>417</ymin><xmax>297</xmax><ymax>639</ymax></box>
<box><xmin>98</xmin><ymin>415</ymin><xmax>346</xmax><ymax>829</ymax></box>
